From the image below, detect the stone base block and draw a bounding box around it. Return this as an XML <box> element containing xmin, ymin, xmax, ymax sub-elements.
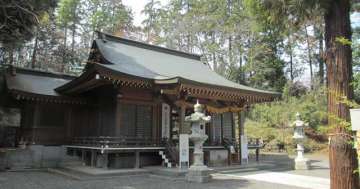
<box><xmin>186</xmin><ymin>166</ymin><xmax>212</xmax><ymax>183</ymax></box>
<box><xmin>295</xmin><ymin>158</ymin><xmax>310</xmax><ymax>170</ymax></box>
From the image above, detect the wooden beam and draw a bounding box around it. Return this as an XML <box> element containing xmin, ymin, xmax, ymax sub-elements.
<box><xmin>65</xmin><ymin>78</ymin><xmax>106</xmax><ymax>94</ymax></box>
<box><xmin>160</xmin><ymin>89</ymin><xmax>178</xmax><ymax>95</ymax></box>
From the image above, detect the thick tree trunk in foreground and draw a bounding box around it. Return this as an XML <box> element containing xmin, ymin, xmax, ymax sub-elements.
<box><xmin>325</xmin><ymin>0</ymin><xmax>360</xmax><ymax>189</ymax></box>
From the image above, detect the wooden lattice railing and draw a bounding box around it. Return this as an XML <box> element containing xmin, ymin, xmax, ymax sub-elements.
<box><xmin>70</xmin><ymin>136</ymin><xmax>161</xmax><ymax>147</ymax></box>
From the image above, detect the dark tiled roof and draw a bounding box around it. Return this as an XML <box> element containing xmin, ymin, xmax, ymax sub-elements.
<box><xmin>93</xmin><ymin>33</ymin><xmax>279</xmax><ymax>95</ymax></box>
<box><xmin>5</xmin><ymin>68</ymin><xmax>73</xmax><ymax>96</ymax></box>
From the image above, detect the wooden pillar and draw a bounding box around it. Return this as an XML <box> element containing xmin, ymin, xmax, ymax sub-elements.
<box><xmin>91</xmin><ymin>150</ymin><xmax>96</xmax><ymax>167</ymax></box>
<box><xmin>219</xmin><ymin>114</ymin><xmax>224</xmax><ymax>145</ymax></box>
<box><xmin>152</xmin><ymin>104</ymin><xmax>158</xmax><ymax>144</ymax></box>
<box><xmin>102</xmin><ymin>153</ymin><xmax>109</xmax><ymax>169</ymax></box>
<box><xmin>72</xmin><ymin>148</ymin><xmax>76</xmax><ymax>156</ymax></box>
<box><xmin>134</xmin><ymin>151</ymin><xmax>140</xmax><ymax>168</ymax></box>
<box><xmin>357</xmin><ymin>131</ymin><xmax>360</xmax><ymax>162</ymax></box>
<box><xmin>81</xmin><ymin>149</ymin><xmax>85</xmax><ymax>162</ymax></box>
<box><xmin>256</xmin><ymin>141</ymin><xmax>260</xmax><ymax>162</ymax></box>
<box><xmin>32</xmin><ymin>103</ymin><xmax>40</xmax><ymax>143</ymax></box>
<box><xmin>115</xmin><ymin>95</ymin><xmax>122</xmax><ymax>137</ymax></box>
<box><xmin>66</xmin><ymin>107</ymin><xmax>72</xmax><ymax>140</ymax></box>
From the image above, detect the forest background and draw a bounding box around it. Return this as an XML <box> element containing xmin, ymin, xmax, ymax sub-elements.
<box><xmin>1</xmin><ymin>0</ymin><xmax>360</xmax><ymax>153</ymax></box>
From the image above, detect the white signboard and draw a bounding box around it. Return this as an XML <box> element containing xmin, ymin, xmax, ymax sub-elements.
<box><xmin>161</xmin><ymin>103</ymin><xmax>171</xmax><ymax>138</ymax></box>
<box><xmin>179</xmin><ymin>134</ymin><xmax>189</xmax><ymax>169</ymax></box>
<box><xmin>350</xmin><ymin>109</ymin><xmax>360</xmax><ymax>131</ymax></box>
<box><xmin>241</xmin><ymin>135</ymin><xmax>248</xmax><ymax>163</ymax></box>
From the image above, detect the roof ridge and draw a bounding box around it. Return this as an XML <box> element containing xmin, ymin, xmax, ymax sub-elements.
<box><xmin>96</xmin><ymin>31</ymin><xmax>202</xmax><ymax>61</ymax></box>
<box><xmin>7</xmin><ymin>66</ymin><xmax>76</xmax><ymax>80</ymax></box>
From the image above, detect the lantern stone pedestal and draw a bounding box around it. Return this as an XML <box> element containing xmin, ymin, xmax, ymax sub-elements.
<box><xmin>292</xmin><ymin>113</ymin><xmax>310</xmax><ymax>170</ymax></box>
<box><xmin>185</xmin><ymin>101</ymin><xmax>212</xmax><ymax>183</ymax></box>
<box><xmin>294</xmin><ymin>144</ymin><xmax>310</xmax><ymax>170</ymax></box>
<box><xmin>187</xmin><ymin>165</ymin><xmax>213</xmax><ymax>183</ymax></box>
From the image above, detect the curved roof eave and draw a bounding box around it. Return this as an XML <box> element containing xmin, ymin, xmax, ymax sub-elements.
<box><xmin>57</xmin><ymin>33</ymin><xmax>281</xmax><ymax>99</ymax></box>
<box><xmin>155</xmin><ymin>77</ymin><xmax>281</xmax><ymax>97</ymax></box>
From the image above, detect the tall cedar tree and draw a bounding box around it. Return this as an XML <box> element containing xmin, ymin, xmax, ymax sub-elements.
<box><xmin>326</xmin><ymin>1</ymin><xmax>359</xmax><ymax>188</ymax></box>
<box><xmin>245</xmin><ymin>0</ymin><xmax>359</xmax><ymax>188</ymax></box>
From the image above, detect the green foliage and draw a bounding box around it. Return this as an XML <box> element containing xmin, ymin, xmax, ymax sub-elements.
<box><xmin>0</xmin><ymin>0</ymin><xmax>56</xmax><ymax>45</ymax></box>
<box><xmin>245</xmin><ymin>84</ymin><xmax>328</xmax><ymax>152</ymax></box>
<box><xmin>4</xmin><ymin>0</ymin><xmax>134</xmax><ymax>73</ymax></box>
<box><xmin>354</xmin><ymin>73</ymin><xmax>360</xmax><ymax>103</ymax></box>
<box><xmin>141</xmin><ymin>0</ymin><xmax>162</xmax><ymax>41</ymax></box>
<box><xmin>140</xmin><ymin>0</ymin><xmax>288</xmax><ymax>91</ymax></box>
<box><xmin>57</xmin><ymin>0</ymin><xmax>79</xmax><ymax>28</ymax></box>
<box><xmin>283</xmin><ymin>81</ymin><xmax>308</xmax><ymax>97</ymax></box>
<box><xmin>88</xmin><ymin>0</ymin><xmax>133</xmax><ymax>33</ymax></box>
<box><xmin>242</xmin><ymin>0</ymin><xmax>289</xmax><ymax>91</ymax></box>
<box><xmin>353</xmin><ymin>27</ymin><xmax>360</xmax><ymax>72</ymax></box>
<box><xmin>335</xmin><ymin>36</ymin><xmax>352</xmax><ymax>46</ymax></box>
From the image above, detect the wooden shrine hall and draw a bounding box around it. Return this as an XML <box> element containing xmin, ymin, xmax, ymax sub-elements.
<box><xmin>0</xmin><ymin>32</ymin><xmax>279</xmax><ymax>169</ymax></box>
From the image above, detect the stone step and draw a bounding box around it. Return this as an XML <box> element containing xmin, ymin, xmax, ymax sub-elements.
<box><xmin>48</xmin><ymin>168</ymin><xmax>83</xmax><ymax>180</ymax></box>
<box><xmin>59</xmin><ymin>161</ymin><xmax>84</xmax><ymax>167</ymax></box>
<box><xmin>59</xmin><ymin>155</ymin><xmax>84</xmax><ymax>167</ymax></box>
<box><xmin>147</xmin><ymin>167</ymin><xmax>187</xmax><ymax>177</ymax></box>
<box><xmin>148</xmin><ymin>173</ymin><xmax>185</xmax><ymax>181</ymax></box>
<box><xmin>48</xmin><ymin>167</ymin><xmax>150</xmax><ymax>181</ymax></box>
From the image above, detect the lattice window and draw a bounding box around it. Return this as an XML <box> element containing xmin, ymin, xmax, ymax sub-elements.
<box><xmin>136</xmin><ymin>105</ymin><xmax>152</xmax><ymax>138</ymax></box>
<box><xmin>222</xmin><ymin>112</ymin><xmax>233</xmax><ymax>139</ymax></box>
<box><xmin>120</xmin><ymin>103</ymin><xmax>152</xmax><ymax>138</ymax></box>
<box><xmin>211</xmin><ymin>114</ymin><xmax>222</xmax><ymax>143</ymax></box>
<box><xmin>120</xmin><ymin>104</ymin><xmax>136</xmax><ymax>136</ymax></box>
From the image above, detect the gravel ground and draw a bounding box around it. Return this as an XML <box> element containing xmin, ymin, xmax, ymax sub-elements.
<box><xmin>0</xmin><ymin>171</ymin><xmax>307</xmax><ymax>189</ymax></box>
<box><xmin>0</xmin><ymin>153</ymin><xmax>329</xmax><ymax>189</ymax></box>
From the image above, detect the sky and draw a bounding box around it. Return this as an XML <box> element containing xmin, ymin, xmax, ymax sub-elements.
<box><xmin>122</xmin><ymin>0</ymin><xmax>147</xmax><ymax>26</ymax></box>
<box><xmin>123</xmin><ymin>0</ymin><xmax>169</xmax><ymax>27</ymax></box>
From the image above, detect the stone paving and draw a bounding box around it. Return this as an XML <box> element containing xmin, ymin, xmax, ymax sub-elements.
<box><xmin>0</xmin><ymin>171</ymin><xmax>308</xmax><ymax>189</ymax></box>
<box><xmin>0</xmin><ymin>153</ymin><xmax>330</xmax><ymax>189</ymax></box>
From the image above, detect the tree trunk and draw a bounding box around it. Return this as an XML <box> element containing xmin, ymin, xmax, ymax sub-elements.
<box><xmin>211</xmin><ymin>32</ymin><xmax>217</xmax><ymax>71</ymax></box>
<box><xmin>325</xmin><ymin>0</ymin><xmax>360</xmax><ymax>189</ymax></box>
<box><xmin>229</xmin><ymin>36</ymin><xmax>232</xmax><ymax>65</ymax></box>
<box><xmin>62</xmin><ymin>27</ymin><xmax>67</xmax><ymax>72</ymax></box>
<box><xmin>71</xmin><ymin>23</ymin><xmax>76</xmax><ymax>65</ymax></box>
<box><xmin>237</xmin><ymin>35</ymin><xmax>244</xmax><ymax>83</ymax></box>
<box><xmin>31</xmin><ymin>31</ymin><xmax>39</xmax><ymax>69</ymax></box>
<box><xmin>290</xmin><ymin>49</ymin><xmax>293</xmax><ymax>81</ymax></box>
<box><xmin>8</xmin><ymin>44</ymin><xmax>14</xmax><ymax>65</ymax></box>
<box><xmin>71</xmin><ymin>3</ymin><xmax>77</xmax><ymax>66</ymax></box>
<box><xmin>288</xmin><ymin>37</ymin><xmax>294</xmax><ymax>81</ymax></box>
<box><xmin>305</xmin><ymin>26</ymin><xmax>313</xmax><ymax>88</ymax></box>
<box><xmin>315</xmin><ymin>27</ymin><xmax>325</xmax><ymax>84</ymax></box>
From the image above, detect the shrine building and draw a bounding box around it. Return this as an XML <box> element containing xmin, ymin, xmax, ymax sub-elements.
<box><xmin>0</xmin><ymin>32</ymin><xmax>279</xmax><ymax>169</ymax></box>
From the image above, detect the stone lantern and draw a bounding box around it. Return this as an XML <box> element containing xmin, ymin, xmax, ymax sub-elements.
<box><xmin>292</xmin><ymin>112</ymin><xmax>310</xmax><ymax>170</ymax></box>
<box><xmin>185</xmin><ymin>100</ymin><xmax>212</xmax><ymax>183</ymax></box>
